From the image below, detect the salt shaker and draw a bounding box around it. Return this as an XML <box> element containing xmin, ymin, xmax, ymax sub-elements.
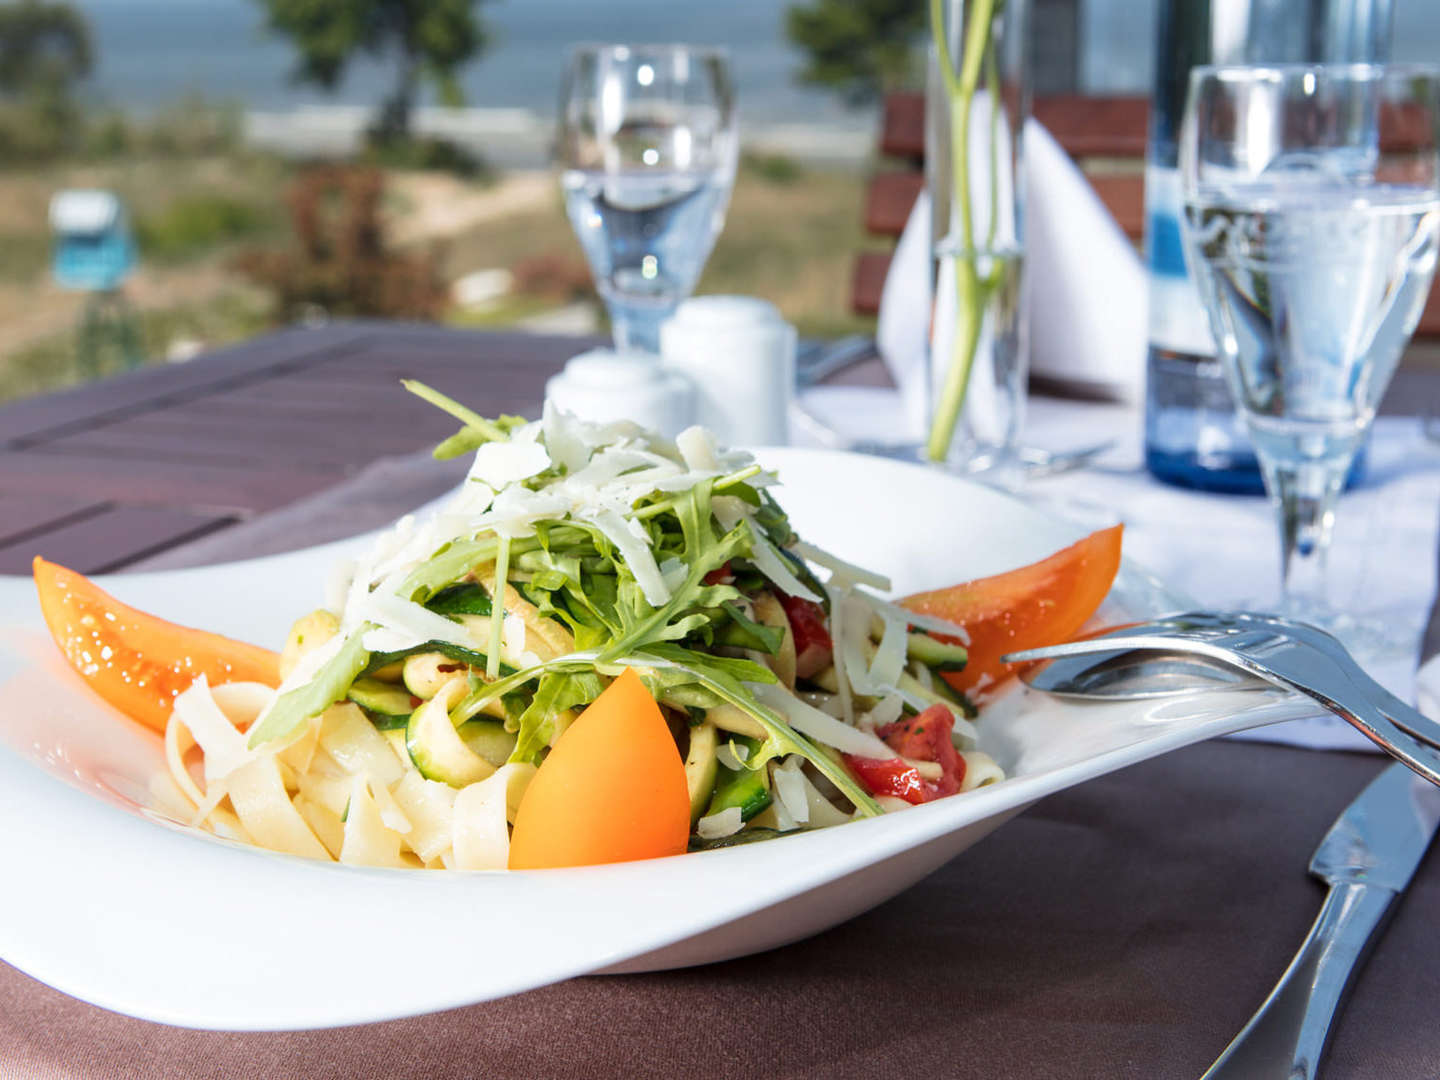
<box><xmin>543</xmin><ymin>349</ymin><xmax>694</xmax><ymax>437</ymax></box>
<box><xmin>659</xmin><ymin>296</ymin><xmax>796</xmax><ymax>446</ymax></box>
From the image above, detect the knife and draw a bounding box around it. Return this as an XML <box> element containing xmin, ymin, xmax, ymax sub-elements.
<box><xmin>1200</xmin><ymin>761</ymin><xmax>1440</xmax><ymax>1079</ymax></box>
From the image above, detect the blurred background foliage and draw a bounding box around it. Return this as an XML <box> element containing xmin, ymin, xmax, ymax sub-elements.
<box><xmin>0</xmin><ymin>0</ymin><xmax>891</xmax><ymax>405</ymax></box>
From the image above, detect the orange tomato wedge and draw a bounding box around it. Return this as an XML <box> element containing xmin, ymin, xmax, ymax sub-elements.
<box><xmin>508</xmin><ymin>667</ymin><xmax>690</xmax><ymax>870</ymax></box>
<box><xmin>901</xmin><ymin>523</ymin><xmax>1123</xmax><ymax>695</ymax></box>
<box><xmin>33</xmin><ymin>556</ymin><xmax>280</xmax><ymax>733</ymax></box>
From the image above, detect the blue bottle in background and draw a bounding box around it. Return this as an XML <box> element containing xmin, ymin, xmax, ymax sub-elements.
<box><xmin>1143</xmin><ymin>0</ymin><xmax>1393</xmax><ymax>493</ymax></box>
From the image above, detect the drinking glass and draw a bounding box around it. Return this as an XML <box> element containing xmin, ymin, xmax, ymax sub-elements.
<box><xmin>558</xmin><ymin>44</ymin><xmax>738</xmax><ymax>354</ymax></box>
<box><xmin>1178</xmin><ymin>64</ymin><xmax>1440</xmax><ymax>630</ymax></box>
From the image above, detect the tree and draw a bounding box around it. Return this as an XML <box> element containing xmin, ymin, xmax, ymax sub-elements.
<box><xmin>786</xmin><ymin>0</ymin><xmax>925</xmax><ymax>107</ymax></box>
<box><xmin>254</xmin><ymin>0</ymin><xmax>489</xmax><ymax>143</ymax></box>
<box><xmin>0</xmin><ymin>0</ymin><xmax>91</xmax><ymax>100</ymax></box>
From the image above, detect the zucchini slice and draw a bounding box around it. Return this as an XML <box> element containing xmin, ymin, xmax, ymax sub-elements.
<box><xmin>405</xmin><ymin>681</ymin><xmax>496</xmax><ymax>788</ymax></box>
<box><xmin>347</xmin><ymin>677</ymin><xmax>416</xmax><ymax>717</ymax></box>
<box><xmin>457</xmin><ymin>718</ymin><xmax>519</xmax><ymax>768</ymax></box>
<box><xmin>683</xmin><ymin>720</ymin><xmax>719</xmax><ymax>824</ymax></box>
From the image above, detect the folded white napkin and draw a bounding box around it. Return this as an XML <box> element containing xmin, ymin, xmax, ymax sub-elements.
<box><xmin>874</xmin><ymin>119</ymin><xmax>1148</xmax><ymax>425</ymax></box>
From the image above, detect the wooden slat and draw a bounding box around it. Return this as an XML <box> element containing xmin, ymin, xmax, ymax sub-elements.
<box><xmin>1034</xmin><ymin>95</ymin><xmax>1148</xmax><ymax>158</ymax></box>
<box><xmin>865</xmin><ymin>172</ymin><xmax>925</xmax><ymax>237</ymax></box>
<box><xmin>879</xmin><ymin>92</ymin><xmax>1150</xmax><ymax>162</ymax></box>
<box><xmin>0</xmin><ymin>493</ymin><xmax>107</xmax><ymax>547</ymax></box>
<box><xmin>0</xmin><ymin>326</ymin><xmax>372</xmax><ymax>449</ymax></box>
<box><xmin>0</xmin><ymin>451</ymin><xmax>341</xmax><ymax>514</ymax></box>
<box><xmin>0</xmin><ymin>504</ymin><xmax>234</xmax><ymax>575</ymax></box>
<box><xmin>880</xmin><ymin>92</ymin><xmax>925</xmax><ymax>161</ymax></box>
<box><xmin>1087</xmin><ymin>174</ymin><xmax>1146</xmax><ymax>240</ymax></box>
<box><xmin>47</xmin><ymin>419</ymin><xmax>434</xmax><ymax>470</ymax></box>
<box><xmin>851</xmin><ymin>252</ymin><xmax>893</xmax><ymax>317</ymax></box>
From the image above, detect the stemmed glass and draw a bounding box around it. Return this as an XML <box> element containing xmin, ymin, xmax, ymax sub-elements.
<box><xmin>1178</xmin><ymin>64</ymin><xmax>1440</xmax><ymax>637</ymax></box>
<box><xmin>557</xmin><ymin>44</ymin><xmax>738</xmax><ymax>354</ymax></box>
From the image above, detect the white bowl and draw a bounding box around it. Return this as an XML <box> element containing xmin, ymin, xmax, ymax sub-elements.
<box><xmin>0</xmin><ymin>448</ymin><xmax>1317</xmax><ymax>1030</ymax></box>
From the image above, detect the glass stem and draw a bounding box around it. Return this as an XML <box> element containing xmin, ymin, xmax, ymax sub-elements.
<box><xmin>608</xmin><ymin>301</ymin><xmax>668</xmax><ymax>355</ymax></box>
<box><xmin>1263</xmin><ymin>456</ymin><xmax>1347</xmax><ymax>616</ymax></box>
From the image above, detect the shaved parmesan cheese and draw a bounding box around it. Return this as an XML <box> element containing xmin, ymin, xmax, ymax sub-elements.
<box><xmin>749</xmin><ymin>682</ymin><xmax>894</xmax><ymax>759</ymax></box>
<box><xmin>792</xmin><ymin>540</ymin><xmax>891</xmax><ymax>591</ymax></box>
<box><xmin>825</xmin><ymin>584</ymin><xmax>855</xmax><ymax>725</ymax></box>
<box><xmin>585</xmin><ymin>508</ymin><xmax>671</xmax><ymax>605</ymax></box>
<box><xmin>836</xmin><ymin>598</ymin><xmax>881</xmax><ymax>698</ymax></box>
<box><xmin>470</xmin><ymin>438</ymin><xmax>551</xmax><ymax>489</ymax></box>
<box><xmin>696</xmin><ymin>806</ymin><xmax>743</xmax><ymax>839</ymax></box>
<box><xmin>749</xmin><ymin>537</ymin><xmax>821</xmax><ymax>603</ymax></box>
<box><xmin>863</xmin><ymin>692</ymin><xmax>904</xmax><ymax>731</ymax></box>
<box><xmin>858</xmin><ymin>588</ymin><xmax>971</xmax><ymax>645</ymax></box>
<box><xmin>676</xmin><ymin>426</ymin><xmax>720</xmax><ymax>471</ymax></box>
<box><xmin>773</xmin><ymin>758</ymin><xmax>809</xmax><ymax>825</ymax></box>
<box><xmin>361</xmin><ymin>590</ymin><xmax>482</xmax><ymax>653</ymax></box>
<box><xmin>710</xmin><ymin>495</ymin><xmax>749</xmax><ymax>533</ymax></box>
<box><xmin>542</xmin><ymin>399</ymin><xmax>591</xmax><ymax>474</ymax></box>
<box><xmin>867</xmin><ymin>611</ymin><xmax>909</xmax><ymax>691</ymax></box>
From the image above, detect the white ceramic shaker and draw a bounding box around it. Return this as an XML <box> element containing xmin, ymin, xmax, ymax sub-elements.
<box><xmin>659</xmin><ymin>296</ymin><xmax>796</xmax><ymax>446</ymax></box>
<box><xmin>543</xmin><ymin>349</ymin><xmax>694</xmax><ymax>437</ymax></box>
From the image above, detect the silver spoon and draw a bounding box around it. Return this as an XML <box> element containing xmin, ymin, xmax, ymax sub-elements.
<box><xmin>1003</xmin><ymin>611</ymin><xmax>1440</xmax><ymax>787</ymax></box>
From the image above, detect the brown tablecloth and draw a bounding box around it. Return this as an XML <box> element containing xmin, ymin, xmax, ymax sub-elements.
<box><xmin>4</xmin><ymin>456</ymin><xmax>1438</xmax><ymax>1079</ymax></box>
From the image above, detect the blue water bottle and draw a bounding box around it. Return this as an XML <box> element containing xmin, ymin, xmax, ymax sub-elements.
<box><xmin>1143</xmin><ymin>0</ymin><xmax>1393</xmax><ymax>493</ymax></box>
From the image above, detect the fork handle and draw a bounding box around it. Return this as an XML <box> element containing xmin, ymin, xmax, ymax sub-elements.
<box><xmin>1200</xmin><ymin>881</ymin><xmax>1396</xmax><ymax>1080</ymax></box>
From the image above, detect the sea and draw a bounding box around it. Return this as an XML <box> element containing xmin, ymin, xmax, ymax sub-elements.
<box><xmin>75</xmin><ymin>0</ymin><xmax>866</xmax><ymax>126</ymax></box>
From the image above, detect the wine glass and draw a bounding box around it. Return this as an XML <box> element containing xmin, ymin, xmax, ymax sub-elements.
<box><xmin>1178</xmin><ymin>64</ymin><xmax>1440</xmax><ymax>639</ymax></box>
<box><xmin>557</xmin><ymin>44</ymin><xmax>738</xmax><ymax>354</ymax></box>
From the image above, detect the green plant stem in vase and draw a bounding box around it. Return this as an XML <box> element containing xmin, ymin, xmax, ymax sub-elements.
<box><xmin>926</xmin><ymin>0</ymin><xmax>1009</xmax><ymax>464</ymax></box>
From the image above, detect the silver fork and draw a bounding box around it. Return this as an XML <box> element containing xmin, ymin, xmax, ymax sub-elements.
<box><xmin>1004</xmin><ymin>611</ymin><xmax>1440</xmax><ymax>787</ymax></box>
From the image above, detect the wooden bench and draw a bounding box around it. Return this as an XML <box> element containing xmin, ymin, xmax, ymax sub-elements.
<box><xmin>854</xmin><ymin>91</ymin><xmax>1440</xmax><ymax>337</ymax></box>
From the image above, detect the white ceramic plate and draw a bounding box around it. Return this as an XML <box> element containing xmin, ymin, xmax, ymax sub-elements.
<box><xmin>0</xmin><ymin>448</ymin><xmax>1320</xmax><ymax>1031</ymax></box>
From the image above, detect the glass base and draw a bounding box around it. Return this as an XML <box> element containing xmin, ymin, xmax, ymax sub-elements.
<box><xmin>1146</xmin><ymin>444</ymin><xmax>1369</xmax><ymax>495</ymax></box>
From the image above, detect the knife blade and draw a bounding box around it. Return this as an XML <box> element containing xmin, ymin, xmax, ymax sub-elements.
<box><xmin>1200</xmin><ymin>762</ymin><xmax>1440</xmax><ymax>1079</ymax></box>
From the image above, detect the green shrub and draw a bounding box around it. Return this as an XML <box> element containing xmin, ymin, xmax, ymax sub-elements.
<box><xmin>742</xmin><ymin>151</ymin><xmax>804</xmax><ymax>185</ymax></box>
<box><xmin>135</xmin><ymin>195</ymin><xmax>274</xmax><ymax>262</ymax></box>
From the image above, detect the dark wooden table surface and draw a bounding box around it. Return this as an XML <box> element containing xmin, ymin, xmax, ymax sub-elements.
<box><xmin>4</xmin><ymin>321</ymin><xmax>1440</xmax><ymax>577</ymax></box>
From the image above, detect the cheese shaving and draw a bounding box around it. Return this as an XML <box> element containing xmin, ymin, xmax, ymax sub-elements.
<box><xmin>696</xmin><ymin>806</ymin><xmax>744</xmax><ymax>839</ymax></box>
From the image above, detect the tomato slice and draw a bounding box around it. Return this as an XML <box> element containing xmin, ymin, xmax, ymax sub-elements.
<box><xmin>844</xmin><ymin>704</ymin><xmax>966</xmax><ymax>805</ymax></box>
<box><xmin>33</xmin><ymin>556</ymin><xmax>280</xmax><ymax>733</ymax></box>
<box><xmin>777</xmin><ymin>593</ymin><xmax>832</xmax><ymax>679</ymax></box>
<box><xmin>901</xmin><ymin>524</ymin><xmax>1123</xmax><ymax>694</ymax></box>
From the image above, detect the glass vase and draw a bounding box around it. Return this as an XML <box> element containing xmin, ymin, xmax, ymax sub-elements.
<box><xmin>923</xmin><ymin>0</ymin><xmax>1031</xmax><ymax>479</ymax></box>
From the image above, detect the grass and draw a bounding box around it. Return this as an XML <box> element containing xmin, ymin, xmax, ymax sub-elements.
<box><xmin>0</xmin><ymin>286</ymin><xmax>274</xmax><ymax>403</ymax></box>
<box><xmin>0</xmin><ymin>151</ymin><xmax>880</xmax><ymax>406</ymax></box>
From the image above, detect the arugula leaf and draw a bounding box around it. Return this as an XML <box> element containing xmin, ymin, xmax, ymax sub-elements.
<box><xmin>508</xmin><ymin>670</ymin><xmax>605</xmax><ymax>764</ymax></box>
<box><xmin>714</xmin><ymin>601</ymin><xmax>784</xmax><ymax>654</ymax></box>
<box><xmin>248</xmin><ymin>630</ymin><xmax>373</xmax><ymax>748</ymax></box>
<box><xmin>425</xmin><ymin>583</ymin><xmax>493</xmax><ymax>617</ymax></box>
